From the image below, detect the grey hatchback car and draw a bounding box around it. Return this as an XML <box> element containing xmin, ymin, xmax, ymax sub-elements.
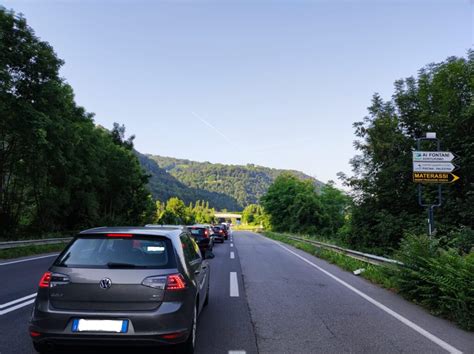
<box><xmin>29</xmin><ymin>226</ymin><xmax>210</xmax><ymax>353</ymax></box>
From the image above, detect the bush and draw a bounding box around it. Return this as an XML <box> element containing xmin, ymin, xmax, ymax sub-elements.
<box><xmin>390</xmin><ymin>234</ymin><xmax>474</xmax><ymax>330</ymax></box>
<box><xmin>449</xmin><ymin>227</ymin><xmax>474</xmax><ymax>255</ymax></box>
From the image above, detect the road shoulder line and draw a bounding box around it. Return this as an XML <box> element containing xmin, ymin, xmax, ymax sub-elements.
<box><xmin>269</xmin><ymin>238</ymin><xmax>462</xmax><ymax>354</ymax></box>
<box><xmin>0</xmin><ymin>253</ymin><xmax>58</xmax><ymax>266</ymax></box>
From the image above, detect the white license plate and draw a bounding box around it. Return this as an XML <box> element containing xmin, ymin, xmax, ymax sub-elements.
<box><xmin>72</xmin><ymin>319</ymin><xmax>128</xmax><ymax>333</ymax></box>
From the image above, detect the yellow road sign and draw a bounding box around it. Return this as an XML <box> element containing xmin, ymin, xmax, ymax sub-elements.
<box><xmin>413</xmin><ymin>172</ymin><xmax>460</xmax><ymax>184</ymax></box>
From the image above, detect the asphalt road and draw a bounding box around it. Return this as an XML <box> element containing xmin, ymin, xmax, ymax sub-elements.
<box><xmin>1</xmin><ymin>231</ymin><xmax>473</xmax><ymax>354</ymax></box>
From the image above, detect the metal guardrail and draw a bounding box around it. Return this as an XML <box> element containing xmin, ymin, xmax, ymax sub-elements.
<box><xmin>0</xmin><ymin>238</ymin><xmax>72</xmax><ymax>250</ymax></box>
<box><xmin>1</xmin><ymin>233</ymin><xmax>402</xmax><ymax>267</ymax></box>
<box><xmin>283</xmin><ymin>235</ymin><xmax>403</xmax><ymax>266</ymax></box>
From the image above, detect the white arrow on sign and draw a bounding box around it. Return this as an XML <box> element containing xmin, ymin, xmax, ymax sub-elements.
<box><xmin>413</xmin><ymin>151</ymin><xmax>455</xmax><ymax>162</ymax></box>
<box><xmin>413</xmin><ymin>162</ymin><xmax>456</xmax><ymax>172</ymax></box>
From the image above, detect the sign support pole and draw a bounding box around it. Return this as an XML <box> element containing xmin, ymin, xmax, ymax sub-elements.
<box><xmin>416</xmin><ymin>136</ymin><xmax>442</xmax><ymax>237</ymax></box>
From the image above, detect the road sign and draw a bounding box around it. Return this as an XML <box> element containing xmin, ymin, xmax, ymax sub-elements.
<box><xmin>413</xmin><ymin>172</ymin><xmax>459</xmax><ymax>184</ymax></box>
<box><xmin>412</xmin><ymin>151</ymin><xmax>455</xmax><ymax>162</ymax></box>
<box><xmin>412</xmin><ymin>162</ymin><xmax>456</xmax><ymax>173</ymax></box>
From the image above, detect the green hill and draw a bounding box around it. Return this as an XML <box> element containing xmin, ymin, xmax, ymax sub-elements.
<box><xmin>135</xmin><ymin>152</ymin><xmax>241</xmax><ymax>210</ymax></box>
<box><xmin>144</xmin><ymin>154</ymin><xmax>324</xmax><ymax>210</ymax></box>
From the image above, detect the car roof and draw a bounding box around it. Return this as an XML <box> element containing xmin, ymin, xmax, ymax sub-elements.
<box><xmin>189</xmin><ymin>224</ymin><xmax>211</xmax><ymax>228</ymax></box>
<box><xmin>79</xmin><ymin>226</ymin><xmax>185</xmax><ymax>238</ymax></box>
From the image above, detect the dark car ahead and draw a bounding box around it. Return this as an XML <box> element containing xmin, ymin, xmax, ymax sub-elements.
<box><xmin>218</xmin><ymin>223</ymin><xmax>230</xmax><ymax>240</ymax></box>
<box><xmin>211</xmin><ymin>225</ymin><xmax>226</xmax><ymax>243</ymax></box>
<box><xmin>186</xmin><ymin>225</ymin><xmax>214</xmax><ymax>258</ymax></box>
<box><xmin>29</xmin><ymin>226</ymin><xmax>210</xmax><ymax>354</ymax></box>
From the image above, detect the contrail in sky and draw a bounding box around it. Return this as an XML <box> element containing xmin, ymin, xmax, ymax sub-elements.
<box><xmin>191</xmin><ymin>111</ymin><xmax>234</xmax><ymax>145</ymax></box>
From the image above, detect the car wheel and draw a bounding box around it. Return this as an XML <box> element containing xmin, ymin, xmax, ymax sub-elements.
<box><xmin>177</xmin><ymin>305</ymin><xmax>196</xmax><ymax>354</ymax></box>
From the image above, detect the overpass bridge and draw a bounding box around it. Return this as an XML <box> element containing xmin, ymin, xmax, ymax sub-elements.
<box><xmin>214</xmin><ymin>212</ymin><xmax>242</xmax><ymax>223</ymax></box>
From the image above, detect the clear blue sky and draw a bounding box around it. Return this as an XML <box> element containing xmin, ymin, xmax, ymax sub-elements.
<box><xmin>4</xmin><ymin>0</ymin><xmax>472</xmax><ymax>186</ymax></box>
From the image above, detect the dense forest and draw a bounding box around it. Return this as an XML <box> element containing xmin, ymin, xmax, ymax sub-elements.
<box><xmin>147</xmin><ymin>155</ymin><xmax>324</xmax><ymax>208</ymax></box>
<box><xmin>341</xmin><ymin>52</ymin><xmax>473</xmax><ymax>251</ymax></box>
<box><xmin>136</xmin><ymin>152</ymin><xmax>241</xmax><ymax>211</ymax></box>
<box><xmin>0</xmin><ymin>10</ymin><xmax>155</xmax><ymax>239</ymax></box>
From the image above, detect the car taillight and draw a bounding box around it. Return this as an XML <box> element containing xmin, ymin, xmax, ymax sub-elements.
<box><xmin>204</xmin><ymin>229</ymin><xmax>209</xmax><ymax>238</ymax></box>
<box><xmin>142</xmin><ymin>274</ymin><xmax>186</xmax><ymax>291</ymax></box>
<box><xmin>142</xmin><ymin>275</ymin><xmax>167</xmax><ymax>289</ymax></box>
<box><xmin>50</xmin><ymin>273</ymin><xmax>70</xmax><ymax>286</ymax></box>
<box><xmin>166</xmin><ymin>274</ymin><xmax>186</xmax><ymax>290</ymax></box>
<box><xmin>219</xmin><ymin>229</ymin><xmax>224</xmax><ymax>234</ymax></box>
<box><xmin>39</xmin><ymin>271</ymin><xmax>52</xmax><ymax>288</ymax></box>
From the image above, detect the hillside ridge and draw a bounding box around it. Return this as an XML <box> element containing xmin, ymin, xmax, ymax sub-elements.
<box><xmin>139</xmin><ymin>153</ymin><xmax>323</xmax><ymax>210</ymax></box>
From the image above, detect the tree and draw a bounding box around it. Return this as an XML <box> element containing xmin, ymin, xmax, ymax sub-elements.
<box><xmin>0</xmin><ymin>9</ymin><xmax>154</xmax><ymax>238</ymax></box>
<box><xmin>261</xmin><ymin>173</ymin><xmax>324</xmax><ymax>234</ymax></box>
<box><xmin>319</xmin><ymin>181</ymin><xmax>351</xmax><ymax>235</ymax></box>
<box><xmin>242</xmin><ymin>204</ymin><xmax>268</xmax><ymax>226</ymax></box>
<box><xmin>342</xmin><ymin>52</ymin><xmax>474</xmax><ymax>250</ymax></box>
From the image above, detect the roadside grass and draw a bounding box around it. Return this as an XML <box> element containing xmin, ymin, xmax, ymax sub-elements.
<box><xmin>0</xmin><ymin>243</ymin><xmax>67</xmax><ymax>260</ymax></box>
<box><xmin>232</xmin><ymin>224</ymin><xmax>265</xmax><ymax>232</ymax></box>
<box><xmin>262</xmin><ymin>231</ymin><xmax>397</xmax><ymax>290</ymax></box>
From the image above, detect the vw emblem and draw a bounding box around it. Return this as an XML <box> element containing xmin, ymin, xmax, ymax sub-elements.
<box><xmin>99</xmin><ymin>278</ymin><xmax>112</xmax><ymax>289</ymax></box>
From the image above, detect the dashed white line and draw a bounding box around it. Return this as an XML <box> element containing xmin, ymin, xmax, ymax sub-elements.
<box><xmin>230</xmin><ymin>251</ymin><xmax>235</xmax><ymax>259</ymax></box>
<box><xmin>230</xmin><ymin>243</ymin><xmax>234</xmax><ymax>247</ymax></box>
<box><xmin>271</xmin><ymin>239</ymin><xmax>463</xmax><ymax>354</ymax></box>
<box><xmin>229</xmin><ymin>351</ymin><xmax>246</xmax><ymax>354</ymax></box>
<box><xmin>230</xmin><ymin>272</ymin><xmax>239</xmax><ymax>297</ymax></box>
<box><xmin>0</xmin><ymin>293</ymin><xmax>36</xmax><ymax>309</ymax></box>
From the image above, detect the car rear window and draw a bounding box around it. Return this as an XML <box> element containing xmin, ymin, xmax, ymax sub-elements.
<box><xmin>54</xmin><ymin>235</ymin><xmax>176</xmax><ymax>269</ymax></box>
<box><xmin>189</xmin><ymin>228</ymin><xmax>206</xmax><ymax>237</ymax></box>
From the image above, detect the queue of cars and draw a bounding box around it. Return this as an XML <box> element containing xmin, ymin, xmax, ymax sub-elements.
<box><xmin>186</xmin><ymin>223</ymin><xmax>231</xmax><ymax>256</ymax></box>
<box><xmin>29</xmin><ymin>223</ymin><xmax>231</xmax><ymax>353</ymax></box>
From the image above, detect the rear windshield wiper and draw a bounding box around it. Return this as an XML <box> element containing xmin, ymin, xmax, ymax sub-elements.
<box><xmin>106</xmin><ymin>262</ymin><xmax>137</xmax><ymax>268</ymax></box>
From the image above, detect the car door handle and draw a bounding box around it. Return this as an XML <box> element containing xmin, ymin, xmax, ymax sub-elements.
<box><xmin>194</xmin><ymin>270</ymin><xmax>201</xmax><ymax>275</ymax></box>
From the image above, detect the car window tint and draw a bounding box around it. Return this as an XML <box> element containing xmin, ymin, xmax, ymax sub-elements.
<box><xmin>180</xmin><ymin>234</ymin><xmax>201</xmax><ymax>261</ymax></box>
<box><xmin>189</xmin><ymin>228</ymin><xmax>205</xmax><ymax>239</ymax></box>
<box><xmin>54</xmin><ymin>235</ymin><xmax>175</xmax><ymax>269</ymax></box>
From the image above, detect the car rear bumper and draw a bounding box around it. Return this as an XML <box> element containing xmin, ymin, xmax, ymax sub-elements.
<box><xmin>30</xmin><ymin>331</ymin><xmax>189</xmax><ymax>347</ymax></box>
<box><xmin>29</xmin><ymin>300</ymin><xmax>192</xmax><ymax>347</ymax></box>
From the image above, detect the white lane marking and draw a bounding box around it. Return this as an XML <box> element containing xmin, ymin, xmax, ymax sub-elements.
<box><xmin>271</xmin><ymin>239</ymin><xmax>463</xmax><ymax>354</ymax></box>
<box><xmin>230</xmin><ymin>243</ymin><xmax>234</xmax><ymax>247</ymax></box>
<box><xmin>0</xmin><ymin>298</ymin><xmax>35</xmax><ymax>316</ymax></box>
<box><xmin>230</xmin><ymin>251</ymin><xmax>235</xmax><ymax>259</ymax></box>
<box><xmin>199</xmin><ymin>273</ymin><xmax>207</xmax><ymax>290</ymax></box>
<box><xmin>0</xmin><ymin>293</ymin><xmax>36</xmax><ymax>309</ymax></box>
<box><xmin>230</xmin><ymin>272</ymin><xmax>239</xmax><ymax>297</ymax></box>
<box><xmin>229</xmin><ymin>351</ymin><xmax>246</xmax><ymax>354</ymax></box>
<box><xmin>0</xmin><ymin>254</ymin><xmax>58</xmax><ymax>266</ymax></box>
